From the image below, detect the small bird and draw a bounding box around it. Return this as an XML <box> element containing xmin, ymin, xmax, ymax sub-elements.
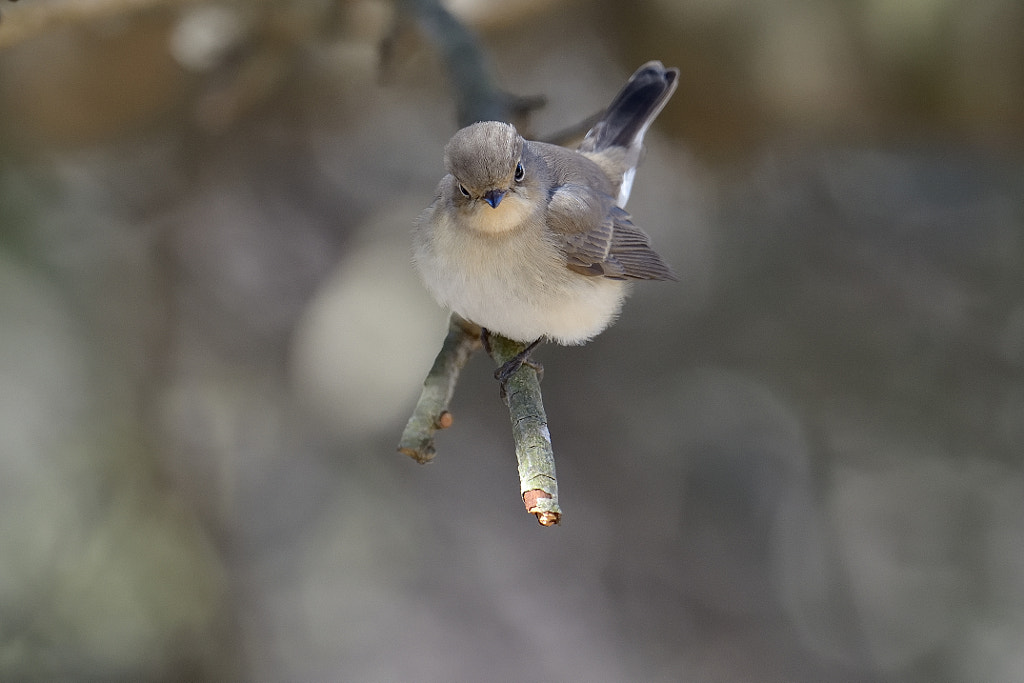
<box><xmin>413</xmin><ymin>61</ymin><xmax>679</xmax><ymax>385</ymax></box>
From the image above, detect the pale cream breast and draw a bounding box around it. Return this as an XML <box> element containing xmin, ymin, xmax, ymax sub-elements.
<box><xmin>414</xmin><ymin>204</ymin><xmax>627</xmax><ymax>344</ymax></box>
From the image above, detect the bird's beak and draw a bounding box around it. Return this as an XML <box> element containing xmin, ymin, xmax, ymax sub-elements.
<box><xmin>483</xmin><ymin>189</ymin><xmax>505</xmax><ymax>209</ymax></box>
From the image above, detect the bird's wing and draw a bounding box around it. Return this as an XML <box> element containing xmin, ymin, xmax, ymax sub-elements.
<box><xmin>547</xmin><ymin>184</ymin><xmax>677</xmax><ymax>281</ymax></box>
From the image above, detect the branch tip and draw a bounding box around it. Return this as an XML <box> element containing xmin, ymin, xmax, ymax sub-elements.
<box><xmin>535</xmin><ymin>511</ymin><xmax>560</xmax><ymax>526</ymax></box>
<box><xmin>398</xmin><ymin>444</ymin><xmax>435</xmax><ymax>464</ymax></box>
<box><xmin>524</xmin><ymin>491</ymin><xmax>561</xmax><ymax>526</ymax></box>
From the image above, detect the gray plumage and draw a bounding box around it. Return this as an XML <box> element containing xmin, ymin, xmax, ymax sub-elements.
<box><xmin>414</xmin><ymin>61</ymin><xmax>679</xmax><ymax>345</ymax></box>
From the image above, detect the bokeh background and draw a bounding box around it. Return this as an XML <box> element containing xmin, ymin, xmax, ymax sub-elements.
<box><xmin>2</xmin><ymin>0</ymin><xmax>1023</xmax><ymax>680</ymax></box>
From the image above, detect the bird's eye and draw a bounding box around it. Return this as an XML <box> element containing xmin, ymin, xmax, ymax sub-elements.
<box><xmin>458</xmin><ymin>184</ymin><xmax>470</xmax><ymax>198</ymax></box>
<box><xmin>514</xmin><ymin>161</ymin><xmax>525</xmax><ymax>182</ymax></box>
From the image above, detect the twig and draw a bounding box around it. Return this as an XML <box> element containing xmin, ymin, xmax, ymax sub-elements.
<box><xmin>485</xmin><ymin>334</ymin><xmax>561</xmax><ymax>526</ymax></box>
<box><xmin>398</xmin><ymin>315</ymin><xmax>481</xmax><ymax>464</ymax></box>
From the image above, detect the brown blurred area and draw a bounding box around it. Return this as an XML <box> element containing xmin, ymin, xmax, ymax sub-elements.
<box><xmin>1</xmin><ymin>0</ymin><xmax>1022</xmax><ymax>680</ymax></box>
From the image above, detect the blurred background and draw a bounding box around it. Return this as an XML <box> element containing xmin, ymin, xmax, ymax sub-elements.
<box><xmin>1</xmin><ymin>0</ymin><xmax>1023</xmax><ymax>680</ymax></box>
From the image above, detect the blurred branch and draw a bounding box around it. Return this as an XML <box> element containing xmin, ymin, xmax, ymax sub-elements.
<box><xmin>392</xmin><ymin>0</ymin><xmax>503</xmax><ymax>125</ymax></box>
<box><xmin>398</xmin><ymin>315</ymin><xmax>481</xmax><ymax>464</ymax></box>
<box><xmin>0</xmin><ymin>0</ymin><xmax>200</xmax><ymax>49</ymax></box>
<box><xmin>539</xmin><ymin>110</ymin><xmax>603</xmax><ymax>147</ymax></box>
<box><xmin>389</xmin><ymin>0</ymin><xmax>545</xmax><ymax>128</ymax></box>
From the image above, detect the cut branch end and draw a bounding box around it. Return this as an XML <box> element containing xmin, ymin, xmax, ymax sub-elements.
<box><xmin>524</xmin><ymin>489</ymin><xmax>560</xmax><ymax>526</ymax></box>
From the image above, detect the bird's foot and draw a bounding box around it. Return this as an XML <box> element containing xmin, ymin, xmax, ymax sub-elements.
<box><xmin>493</xmin><ymin>337</ymin><xmax>544</xmax><ymax>400</ymax></box>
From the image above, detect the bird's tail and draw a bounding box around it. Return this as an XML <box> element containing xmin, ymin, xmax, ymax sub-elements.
<box><xmin>579</xmin><ymin>61</ymin><xmax>678</xmax><ymax>154</ymax></box>
<box><xmin>578</xmin><ymin>61</ymin><xmax>678</xmax><ymax>206</ymax></box>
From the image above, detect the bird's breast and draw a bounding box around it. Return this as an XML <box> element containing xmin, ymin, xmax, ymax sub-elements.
<box><xmin>414</xmin><ymin>209</ymin><xmax>626</xmax><ymax>345</ymax></box>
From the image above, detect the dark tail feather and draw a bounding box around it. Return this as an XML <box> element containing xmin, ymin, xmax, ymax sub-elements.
<box><xmin>579</xmin><ymin>61</ymin><xmax>679</xmax><ymax>153</ymax></box>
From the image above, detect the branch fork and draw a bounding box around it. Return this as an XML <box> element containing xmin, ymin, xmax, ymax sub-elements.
<box><xmin>398</xmin><ymin>315</ymin><xmax>561</xmax><ymax>526</ymax></box>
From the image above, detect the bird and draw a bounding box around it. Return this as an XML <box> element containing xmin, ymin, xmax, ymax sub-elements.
<box><xmin>413</xmin><ymin>61</ymin><xmax>679</xmax><ymax>387</ymax></box>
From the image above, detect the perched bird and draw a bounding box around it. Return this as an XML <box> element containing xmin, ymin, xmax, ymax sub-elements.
<box><xmin>413</xmin><ymin>61</ymin><xmax>679</xmax><ymax>384</ymax></box>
